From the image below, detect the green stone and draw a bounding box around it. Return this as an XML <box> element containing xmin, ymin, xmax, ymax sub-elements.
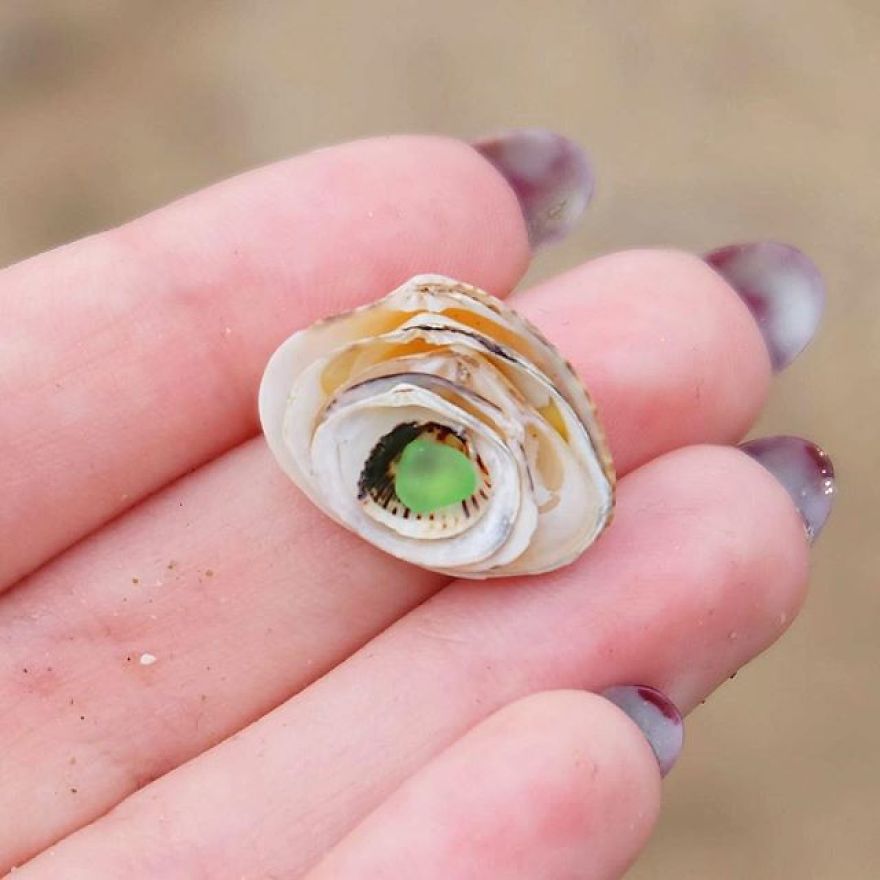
<box><xmin>394</xmin><ymin>438</ymin><xmax>478</xmax><ymax>514</ymax></box>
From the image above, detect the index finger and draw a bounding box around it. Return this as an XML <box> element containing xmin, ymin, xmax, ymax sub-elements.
<box><xmin>0</xmin><ymin>133</ymin><xmax>538</xmax><ymax>588</ymax></box>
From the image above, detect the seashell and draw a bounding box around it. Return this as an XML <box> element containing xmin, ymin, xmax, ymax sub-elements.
<box><xmin>259</xmin><ymin>275</ymin><xmax>615</xmax><ymax>578</ymax></box>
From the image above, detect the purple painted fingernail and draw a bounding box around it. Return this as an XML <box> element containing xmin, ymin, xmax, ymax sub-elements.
<box><xmin>705</xmin><ymin>242</ymin><xmax>825</xmax><ymax>371</ymax></box>
<box><xmin>603</xmin><ymin>685</ymin><xmax>684</xmax><ymax>776</ymax></box>
<box><xmin>741</xmin><ymin>435</ymin><xmax>835</xmax><ymax>542</ymax></box>
<box><xmin>472</xmin><ymin>128</ymin><xmax>594</xmax><ymax>249</ymax></box>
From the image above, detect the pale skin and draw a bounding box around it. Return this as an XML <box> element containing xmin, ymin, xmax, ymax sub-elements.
<box><xmin>0</xmin><ymin>136</ymin><xmax>809</xmax><ymax>878</ymax></box>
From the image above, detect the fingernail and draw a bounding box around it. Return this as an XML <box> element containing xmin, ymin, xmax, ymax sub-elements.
<box><xmin>472</xmin><ymin>128</ymin><xmax>594</xmax><ymax>249</ymax></box>
<box><xmin>741</xmin><ymin>435</ymin><xmax>835</xmax><ymax>542</ymax></box>
<box><xmin>704</xmin><ymin>242</ymin><xmax>825</xmax><ymax>371</ymax></box>
<box><xmin>603</xmin><ymin>685</ymin><xmax>684</xmax><ymax>776</ymax></box>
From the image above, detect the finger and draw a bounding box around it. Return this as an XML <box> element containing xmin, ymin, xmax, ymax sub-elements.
<box><xmin>513</xmin><ymin>249</ymin><xmax>770</xmax><ymax>474</ymax></box>
<box><xmin>0</xmin><ymin>133</ymin><xmax>531</xmax><ymax>588</ymax></box>
<box><xmin>305</xmin><ymin>691</ymin><xmax>661</xmax><ymax>880</ymax></box>
<box><xmin>12</xmin><ymin>445</ymin><xmax>808</xmax><ymax>879</ymax></box>
<box><xmin>0</xmin><ymin>248</ymin><xmax>770</xmax><ymax>868</ymax></box>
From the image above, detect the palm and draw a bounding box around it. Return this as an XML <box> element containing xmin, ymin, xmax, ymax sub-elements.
<box><xmin>1</xmin><ymin>134</ymin><xmax>812</xmax><ymax>879</ymax></box>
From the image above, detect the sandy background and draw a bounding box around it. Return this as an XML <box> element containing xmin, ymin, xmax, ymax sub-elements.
<box><xmin>1</xmin><ymin>2</ymin><xmax>877</xmax><ymax>877</ymax></box>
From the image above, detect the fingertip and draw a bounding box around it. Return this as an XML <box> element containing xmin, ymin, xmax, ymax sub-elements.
<box><xmin>307</xmin><ymin>689</ymin><xmax>662</xmax><ymax>880</ymax></box>
<box><xmin>610</xmin><ymin>444</ymin><xmax>812</xmax><ymax>713</ymax></box>
<box><xmin>511</xmin><ymin>247</ymin><xmax>772</xmax><ymax>474</ymax></box>
<box><xmin>461</xmin><ymin>690</ymin><xmax>665</xmax><ymax>869</ymax></box>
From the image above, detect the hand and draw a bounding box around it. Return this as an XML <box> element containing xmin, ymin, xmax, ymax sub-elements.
<box><xmin>0</xmin><ymin>130</ymin><xmax>831</xmax><ymax>878</ymax></box>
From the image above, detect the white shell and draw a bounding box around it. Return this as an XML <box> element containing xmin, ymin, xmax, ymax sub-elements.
<box><xmin>259</xmin><ymin>275</ymin><xmax>615</xmax><ymax>578</ymax></box>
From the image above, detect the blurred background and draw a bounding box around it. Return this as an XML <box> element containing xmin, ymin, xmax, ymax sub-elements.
<box><xmin>1</xmin><ymin>2</ymin><xmax>876</xmax><ymax>877</ymax></box>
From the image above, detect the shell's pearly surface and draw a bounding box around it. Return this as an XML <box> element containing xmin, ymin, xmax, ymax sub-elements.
<box><xmin>259</xmin><ymin>275</ymin><xmax>615</xmax><ymax>578</ymax></box>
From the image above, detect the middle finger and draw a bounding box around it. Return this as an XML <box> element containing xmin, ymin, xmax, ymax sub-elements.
<box><xmin>0</xmin><ymin>248</ymin><xmax>768</xmax><ymax>868</ymax></box>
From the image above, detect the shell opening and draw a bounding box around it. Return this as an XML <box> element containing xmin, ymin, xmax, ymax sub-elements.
<box><xmin>394</xmin><ymin>439</ymin><xmax>478</xmax><ymax>514</ymax></box>
<box><xmin>358</xmin><ymin>421</ymin><xmax>491</xmax><ymax>532</ymax></box>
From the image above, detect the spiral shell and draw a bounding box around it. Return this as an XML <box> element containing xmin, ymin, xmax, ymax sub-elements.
<box><xmin>259</xmin><ymin>275</ymin><xmax>615</xmax><ymax>578</ymax></box>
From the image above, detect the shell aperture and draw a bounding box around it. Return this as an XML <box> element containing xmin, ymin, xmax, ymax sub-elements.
<box><xmin>259</xmin><ymin>274</ymin><xmax>615</xmax><ymax>578</ymax></box>
<box><xmin>394</xmin><ymin>436</ymin><xmax>478</xmax><ymax>514</ymax></box>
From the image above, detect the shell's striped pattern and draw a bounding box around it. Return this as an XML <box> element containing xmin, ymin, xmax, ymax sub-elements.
<box><xmin>259</xmin><ymin>275</ymin><xmax>615</xmax><ymax>578</ymax></box>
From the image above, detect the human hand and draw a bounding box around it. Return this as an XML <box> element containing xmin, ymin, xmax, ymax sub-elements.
<box><xmin>0</xmin><ymin>130</ymin><xmax>833</xmax><ymax>878</ymax></box>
